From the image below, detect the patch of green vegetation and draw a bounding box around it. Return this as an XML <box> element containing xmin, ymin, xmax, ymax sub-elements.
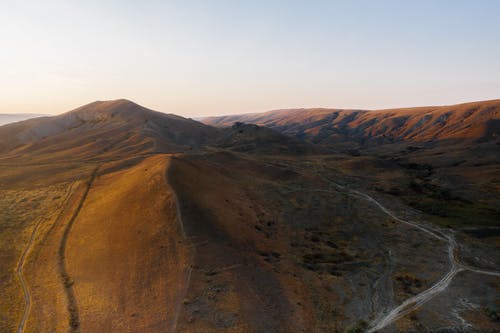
<box><xmin>484</xmin><ymin>306</ymin><xmax>500</xmax><ymax>322</ymax></box>
<box><xmin>404</xmin><ymin>196</ymin><xmax>500</xmax><ymax>228</ymax></box>
<box><xmin>345</xmin><ymin>319</ymin><xmax>368</xmax><ymax>333</ymax></box>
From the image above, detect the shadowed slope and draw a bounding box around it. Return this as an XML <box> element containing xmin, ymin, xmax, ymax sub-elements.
<box><xmin>216</xmin><ymin>122</ymin><xmax>316</xmax><ymax>154</ymax></box>
<box><xmin>168</xmin><ymin>156</ymin><xmax>304</xmax><ymax>333</ymax></box>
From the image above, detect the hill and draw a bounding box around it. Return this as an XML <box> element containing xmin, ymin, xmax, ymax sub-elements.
<box><xmin>216</xmin><ymin>122</ymin><xmax>316</xmax><ymax>154</ymax></box>
<box><xmin>0</xmin><ymin>99</ymin><xmax>315</xmax><ymax>161</ymax></box>
<box><xmin>203</xmin><ymin>99</ymin><xmax>500</xmax><ymax>145</ymax></box>
<box><xmin>0</xmin><ymin>99</ymin><xmax>218</xmax><ymax>162</ymax></box>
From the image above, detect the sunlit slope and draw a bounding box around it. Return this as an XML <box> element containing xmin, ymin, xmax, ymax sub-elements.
<box><xmin>0</xmin><ymin>183</ymin><xmax>70</xmax><ymax>332</ymax></box>
<box><xmin>67</xmin><ymin>155</ymin><xmax>189</xmax><ymax>332</ymax></box>
<box><xmin>23</xmin><ymin>155</ymin><xmax>190</xmax><ymax>332</ymax></box>
<box><xmin>24</xmin><ymin>180</ymin><xmax>87</xmax><ymax>333</ymax></box>
<box><xmin>203</xmin><ymin>99</ymin><xmax>500</xmax><ymax>144</ymax></box>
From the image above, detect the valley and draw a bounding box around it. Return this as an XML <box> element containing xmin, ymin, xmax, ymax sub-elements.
<box><xmin>0</xmin><ymin>100</ymin><xmax>498</xmax><ymax>332</ymax></box>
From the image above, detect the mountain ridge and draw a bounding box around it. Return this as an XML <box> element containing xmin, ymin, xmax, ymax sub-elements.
<box><xmin>2</xmin><ymin>98</ymin><xmax>499</xmax><ymax>160</ymax></box>
<box><xmin>0</xmin><ymin>99</ymin><xmax>314</xmax><ymax>161</ymax></box>
<box><xmin>202</xmin><ymin>99</ymin><xmax>500</xmax><ymax>145</ymax></box>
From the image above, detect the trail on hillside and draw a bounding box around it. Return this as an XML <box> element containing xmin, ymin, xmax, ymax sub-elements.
<box><xmin>16</xmin><ymin>182</ymin><xmax>75</xmax><ymax>333</ymax></box>
<box><xmin>15</xmin><ymin>218</ymin><xmax>45</xmax><ymax>333</ymax></box>
<box><xmin>350</xmin><ymin>190</ymin><xmax>500</xmax><ymax>332</ymax></box>
<box><xmin>58</xmin><ymin>167</ymin><xmax>99</xmax><ymax>333</ymax></box>
<box><xmin>318</xmin><ymin>178</ymin><xmax>500</xmax><ymax>331</ymax></box>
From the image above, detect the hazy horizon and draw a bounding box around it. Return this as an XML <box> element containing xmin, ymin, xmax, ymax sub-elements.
<box><xmin>1</xmin><ymin>0</ymin><xmax>499</xmax><ymax>117</ymax></box>
<box><xmin>5</xmin><ymin>97</ymin><xmax>500</xmax><ymax>121</ymax></box>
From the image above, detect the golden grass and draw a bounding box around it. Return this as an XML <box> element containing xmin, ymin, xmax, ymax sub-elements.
<box><xmin>0</xmin><ymin>185</ymin><xmax>69</xmax><ymax>332</ymax></box>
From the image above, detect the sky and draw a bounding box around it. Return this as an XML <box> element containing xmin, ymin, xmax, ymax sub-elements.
<box><xmin>0</xmin><ymin>0</ymin><xmax>499</xmax><ymax>117</ymax></box>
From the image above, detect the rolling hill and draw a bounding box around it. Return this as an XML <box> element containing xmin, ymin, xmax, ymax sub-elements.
<box><xmin>203</xmin><ymin>99</ymin><xmax>500</xmax><ymax>145</ymax></box>
<box><xmin>0</xmin><ymin>99</ymin><xmax>218</xmax><ymax>162</ymax></box>
<box><xmin>0</xmin><ymin>99</ymin><xmax>317</xmax><ymax>163</ymax></box>
<box><xmin>216</xmin><ymin>122</ymin><xmax>316</xmax><ymax>154</ymax></box>
<box><xmin>0</xmin><ymin>99</ymin><xmax>499</xmax><ymax>332</ymax></box>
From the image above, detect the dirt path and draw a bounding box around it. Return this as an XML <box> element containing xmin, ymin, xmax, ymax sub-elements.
<box><xmin>58</xmin><ymin>167</ymin><xmax>99</xmax><ymax>333</ymax></box>
<box><xmin>15</xmin><ymin>217</ymin><xmax>44</xmax><ymax>333</ymax></box>
<box><xmin>352</xmin><ymin>190</ymin><xmax>500</xmax><ymax>332</ymax></box>
<box><xmin>16</xmin><ymin>183</ymin><xmax>75</xmax><ymax>333</ymax></box>
<box><xmin>287</xmin><ymin>167</ymin><xmax>500</xmax><ymax>332</ymax></box>
<box><xmin>365</xmin><ymin>231</ymin><xmax>461</xmax><ymax>332</ymax></box>
<box><xmin>15</xmin><ymin>182</ymin><xmax>76</xmax><ymax>333</ymax></box>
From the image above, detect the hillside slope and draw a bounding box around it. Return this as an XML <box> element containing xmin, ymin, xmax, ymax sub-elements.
<box><xmin>203</xmin><ymin>100</ymin><xmax>500</xmax><ymax>145</ymax></box>
<box><xmin>0</xmin><ymin>99</ymin><xmax>218</xmax><ymax>162</ymax></box>
<box><xmin>216</xmin><ymin>122</ymin><xmax>315</xmax><ymax>154</ymax></box>
<box><xmin>15</xmin><ymin>155</ymin><xmax>190</xmax><ymax>332</ymax></box>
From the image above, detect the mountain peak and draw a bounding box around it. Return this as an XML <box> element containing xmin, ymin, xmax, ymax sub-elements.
<box><xmin>91</xmin><ymin>99</ymin><xmax>139</xmax><ymax>108</ymax></box>
<box><xmin>63</xmin><ymin>99</ymin><xmax>157</xmax><ymax>123</ymax></box>
<box><xmin>72</xmin><ymin>98</ymin><xmax>142</xmax><ymax>113</ymax></box>
<box><xmin>0</xmin><ymin>99</ymin><xmax>220</xmax><ymax>158</ymax></box>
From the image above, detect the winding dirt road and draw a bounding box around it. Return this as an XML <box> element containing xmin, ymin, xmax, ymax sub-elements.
<box><xmin>296</xmin><ymin>166</ymin><xmax>499</xmax><ymax>332</ymax></box>
<box><xmin>354</xmin><ymin>191</ymin><xmax>500</xmax><ymax>332</ymax></box>
<box><xmin>15</xmin><ymin>217</ymin><xmax>44</xmax><ymax>333</ymax></box>
<box><xmin>16</xmin><ymin>182</ymin><xmax>75</xmax><ymax>333</ymax></box>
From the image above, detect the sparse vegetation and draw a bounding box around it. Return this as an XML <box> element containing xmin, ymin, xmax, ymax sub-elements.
<box><xmin>394</xmin><ymin>272</ymin><xmax>423</xmax><ymax>295</ymax></box>
<box><xmin>484</xmin><ymin>306</ymin><xmax>500</xmax><ymax>322</ymax></box>
<box><xmin>406</xmin><ymin>196</ymin><xmax>500</xmax><ymax>227</ymax></box>
<box><xmin>0</xmin><ymin>186</ymin><xmax>68</xmax><ymax>332</ymax></box>
<box><xmin>345</xmin><ymin>319</ymin><xmax>368</xmax><ymax>333</ymax></box>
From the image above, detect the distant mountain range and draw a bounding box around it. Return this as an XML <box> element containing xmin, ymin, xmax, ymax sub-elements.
<box><xmin>0</xmin><ymin>100</ymin><xmax>313</xmax><ymax>162</ymax></box>
<box><xmin>2</xmin><ymin>99</ymin><xmax>498</xmax><ymax>161</ymax></box>
<box><xmin>202</xmin><ymin>99</ymin><xmax>500</xmax><ymax>145</ymax></box>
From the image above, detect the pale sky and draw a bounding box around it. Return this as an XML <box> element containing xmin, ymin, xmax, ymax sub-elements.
<box><xmin>1</xmin><ymin>0</ymin><xmax>499</xmax><ymax>117</ymax></box>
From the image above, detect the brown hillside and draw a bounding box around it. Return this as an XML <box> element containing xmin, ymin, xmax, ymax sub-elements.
<box><xmin>203</xmin><ymin>100</ymin><xmax>500</xmax><ymax>144</ymax></box>
<box><xmin>1</xmin><ymin>99</ymin><xmax>499</xmax><ymax>332</ymax></box>
<box><xmin>14</xmin><ymin>155</ymin><xmax>190</xmax><ymax>332</ymax></box>
<box><xmin>0</xmin><ymin>99</ymin><xmax>218</xmax><ymax>162</ymax></box>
